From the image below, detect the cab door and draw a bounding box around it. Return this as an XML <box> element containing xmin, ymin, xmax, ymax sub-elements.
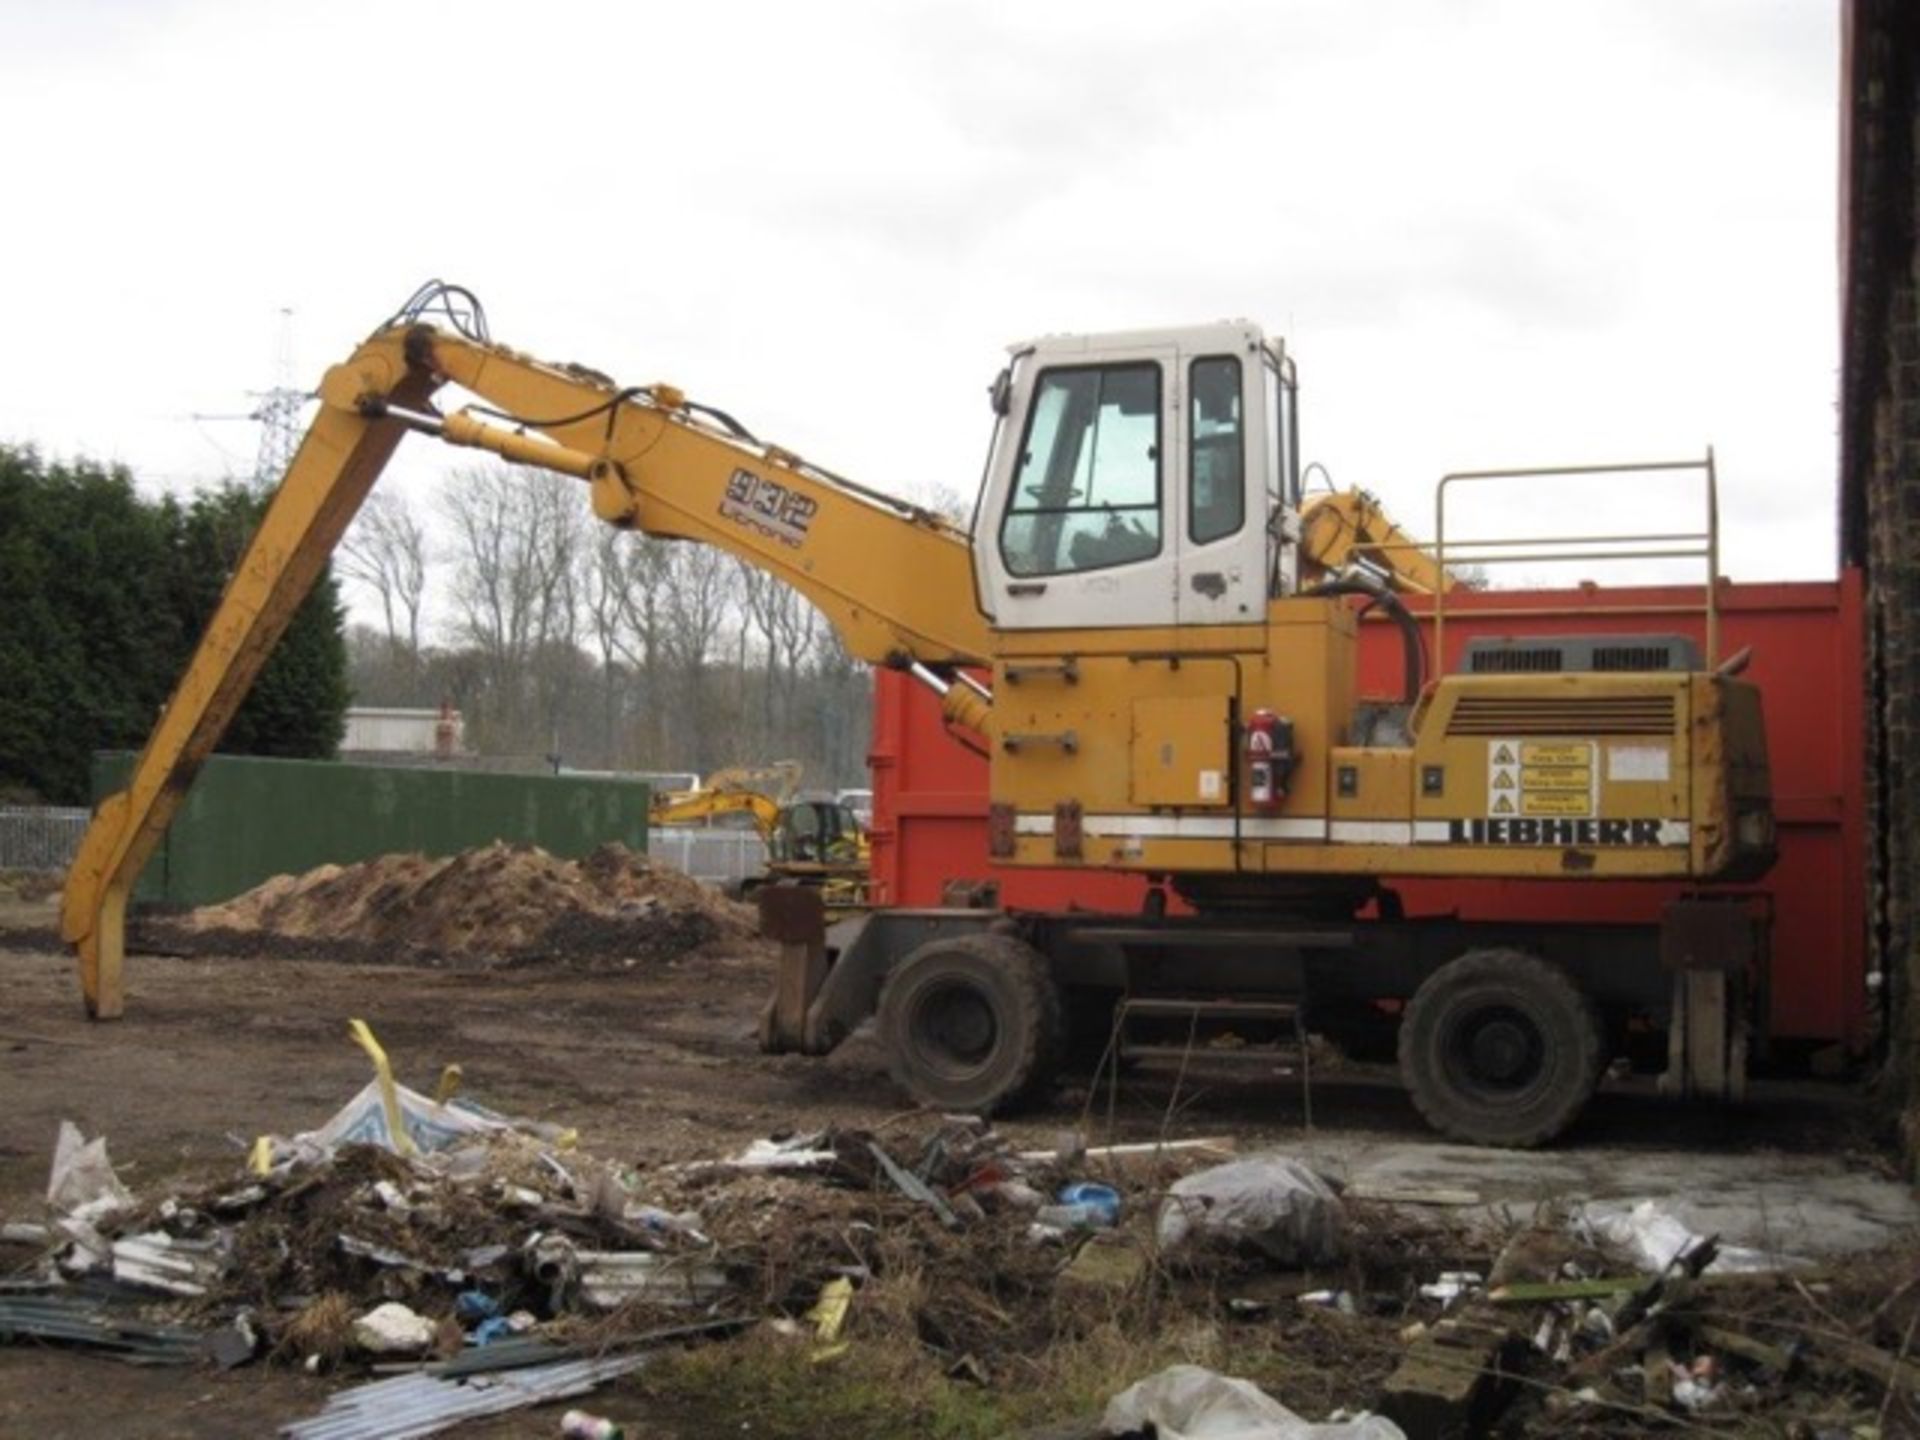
<box><xmin>980</xmin><ymin>348</ymin><xmax>1180</xmax><ymax>630</ymax></box>
<box><xmin>1177</xmin><ymin>347</ymin><xmax>1270</xmax><ymax>626</ymax></box>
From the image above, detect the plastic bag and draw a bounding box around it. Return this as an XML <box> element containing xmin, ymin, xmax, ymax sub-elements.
<box><xmin>1155</xmin><ymin>1156</ymin><xmax>1344</xmax><ymax>1264</ymax></box>
<box><xmin>1102</xmin><ymin>1364</ymin><xmax>1404</xmax><ymax>1439</ymax></box>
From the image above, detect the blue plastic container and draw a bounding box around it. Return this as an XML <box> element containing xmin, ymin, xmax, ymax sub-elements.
<box><xmin>1055</xmin><ymin>1181</ymin><xmax>1121</xmax><ymax>1227</ymax></box>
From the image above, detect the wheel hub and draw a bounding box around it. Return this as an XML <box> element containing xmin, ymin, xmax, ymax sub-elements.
<box><xmin>1468</xmin><ymin>1017</ymin><xmax>1533</xmax><ymax>1082</ymax></box>
<box><xmin>1447</xmin><ymin>1004</ymin><xmax>1545</xmax><ymax>1096</ymax></box>
<box><xmin>916</xmin><ymin>983</ymin><xmax>998</xmax><ymax>1069</ymax></box>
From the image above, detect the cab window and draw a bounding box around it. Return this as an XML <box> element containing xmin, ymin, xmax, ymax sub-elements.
<box><xmin>1000</xmin><ymin>363</ymin><xmax>1162</xmax><ymax>577</ymax></box>
<box><xmin>1264</xmin><ymin>354</ymin><xmax>1299</xmax><ymax>510</ymax></box>
<box><xmin>1189</xmin><ymin>356</ymin><xmax>1244</xmax><ymax>545</ymax></box>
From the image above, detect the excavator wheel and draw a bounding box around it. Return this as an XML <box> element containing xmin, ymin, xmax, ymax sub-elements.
<box><xmin>1398</xmin><ymin>948</ymin><xmax>1604</xmax><ymax>1148</ymax></box>
<box><xmin>877</xmin><ymin>932</ymin><xmax>1064</xmax><ymax>1115</ymax></box>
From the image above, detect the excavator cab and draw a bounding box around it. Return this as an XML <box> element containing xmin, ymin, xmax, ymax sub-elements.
<box><xmin>760</xmin><ymin>796</ymin><xmax>869</xmax><ymax>910</ymax></box>
<box><xmin>768</xmin><ymin>796</ymin><xmax>864</xmax><ymax>867</ymax></box>
<box><xmin>974</xmin><ymin>324</ymin><xmax>1300</xmax><ymax>632</ymax></box>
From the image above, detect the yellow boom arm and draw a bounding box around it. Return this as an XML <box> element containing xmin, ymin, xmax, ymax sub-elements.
<box><xmin>1299</xmin><ymin>488</ymin><xmax>1455</xmax><ymax>595</ymax></box>
<box><xmin>699</xmin><ymin>760</ymin><xmax>803</xmax><ymax>804</ymax></box>
<box><xmin>650</xmin><ymin>789</ymin><xmax>784</xmax><ymax>841</ymax></box>
<box><xmin>61</xmin><ymin>287</ymin><xmax>992</xmax><ymax>1017</ymax></box>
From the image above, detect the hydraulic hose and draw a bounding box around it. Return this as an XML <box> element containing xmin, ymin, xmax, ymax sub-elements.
<box><xmin>1301</xmin><ymin>573</ymin><xmax>1426</xmax><ymax>705</ymax></box>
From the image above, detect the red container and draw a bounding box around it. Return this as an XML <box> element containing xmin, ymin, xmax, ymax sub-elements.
<box><xmin>868</xmin><ymin>574</ymin><xmax>1867</xmax><ymax>1050</ymax></box>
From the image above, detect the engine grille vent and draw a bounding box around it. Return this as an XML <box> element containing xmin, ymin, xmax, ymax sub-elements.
<box><xmin>1469</xmin><ymin>646</ymin><xmax>1564</xmax><ymax>673</ymax></box>
<box><xmin>1446</xmin><ymin>693</ymin><xmax>1678</xmax><ymax>737</ymax></box>
<box><xmin>1463</xmin><ymin>634</ymin><xmax>1700</xmax><ymax>675</ymax></box>
<box><xmin>1591</xmin><ymin>644</ymin><xmax>1685</xmax><ymax>671</ymax></box>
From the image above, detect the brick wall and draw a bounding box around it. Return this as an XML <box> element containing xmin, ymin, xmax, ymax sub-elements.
<box><xmin>1865</xmin><ymin>279</ymin><xmax>1918</xmax><ymax>1133</ymax></box>
<box><xmin>1843</xmin><ymin>0</ymin><xmax>1920</xmax><ymax>1151</ymax></box>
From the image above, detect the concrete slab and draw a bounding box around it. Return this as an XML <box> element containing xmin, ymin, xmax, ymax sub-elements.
<box><xmin>1292</xmin><ymin>1130</ymin><xmax>1915</xmax><ymax>1259</ymax></box>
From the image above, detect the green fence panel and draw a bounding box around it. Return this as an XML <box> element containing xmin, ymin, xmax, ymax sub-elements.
<box><xmin>91</xmin><ymin>753</ymin><xmax>649</xmax><ymax>909</ymax></box>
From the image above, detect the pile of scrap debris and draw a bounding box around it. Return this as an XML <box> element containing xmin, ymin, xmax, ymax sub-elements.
<box><xmin>143</xmin><ymin>841</ymin><xmax>754</xmax><ymax>968</ymax></box>
<box><xmin>3</xmin><ymin>1031</ymin><xmax>1917</xmax><ymax>1437</ymax></box>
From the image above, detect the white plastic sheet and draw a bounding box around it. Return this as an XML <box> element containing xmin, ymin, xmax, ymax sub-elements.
<box><xmin>1156</xmin><ymin>1156</ymin><xmax>1345</xmax><ymax>1264</ymax></box>
<box><xmin>723</xmin><ymin>1134</ymin><xmax>837</xmax><ymax>1171</ymax></box>
<box><xmin>46</xmin><ymin>1120</ymin><xmax>134</xmax><ymax>1218</ymax></box>
<box><xmin>45</xmin><ymin>1120</ymin><xmax>135</xmax><ymax>1274</ymax></box>
<box><xmin>266</xmin><ymin>1080</ymin><xmax>524</xmax><ymax>1169</ymax></box>
<box><xmin>1102</xmin><ymin>1365</ymin><xmax>1405</xmax><ymax>1440</ymax></box>
<box><xmin>1577</xmin><ymin>1199</ymin><xmax>1806</xmax><ymax>1275</ymax></box>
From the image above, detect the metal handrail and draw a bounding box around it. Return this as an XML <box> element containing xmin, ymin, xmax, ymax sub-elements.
<box><xmin>1363</xmin><ymin>530</ymin><xmax>1711</xmax><ymax>551</ymax></box>
<box><xmin>1433</xmin><ymin>452</ymin><xmax>1720</xmax><ymax>665</ymax></box>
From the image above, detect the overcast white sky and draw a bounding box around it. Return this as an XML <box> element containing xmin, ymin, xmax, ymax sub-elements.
<box><xmin>0</xmin><ymin>0</ymin><xmax>1840</xmax><ymax>625</ymax></box>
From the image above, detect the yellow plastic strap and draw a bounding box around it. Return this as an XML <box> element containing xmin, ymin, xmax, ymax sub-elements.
<box><xmin>348</xmin><ymin>1018</ymin><xmax>416</xmax><ymax>1157</ymax></box>
<box><xmin>248</xmin><ymin>1135</ymin><xmax>275</xmax><ymax>1176</ymax></box>
<box><xmin>434</xmin><ymin>1063</ymin><xmax>464</xmax><ymax>1106</ymax></box>
<box><xmin>807</xmin><ymin>1276</ymin><xmax>853</xmax><ymax>1347</ymax></box>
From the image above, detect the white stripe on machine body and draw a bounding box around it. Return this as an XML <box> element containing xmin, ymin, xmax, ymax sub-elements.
<box><xmin>1011</xmin><ymin>814</ymin><xmax>1692</xmax><ymax>846</ymax></box>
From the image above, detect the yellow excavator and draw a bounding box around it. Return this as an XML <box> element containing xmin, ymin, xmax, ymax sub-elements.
<box><xmin>649</xmin><ymin>766</ymin><xmax>869</xmax><ymax>906</ymax></box>
<box><xmin>63</xmin><ymin>282</ymin><xmax>1774</xmax><ymax>1145</ymax></box>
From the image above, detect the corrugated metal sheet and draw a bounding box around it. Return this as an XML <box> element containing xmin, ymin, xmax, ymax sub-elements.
<box><xmin>110</xmin><ymin>1232</ymin><xmax>226</xmax><ymax>1297</ymax></box>
<box><xmin>425</xmin><ymin>1335</ymin><xmax>572</xmax><ymax>1377</ymax></box>
<box><xmin>0</xmin><ymin>1293</ymin><xmax>206</xmax><ymax>1364</ymax></box>
<box><xmin>280</xmin><ymin>1353</ymin><xmax>649</xmax><ymax>1440</ymax></box>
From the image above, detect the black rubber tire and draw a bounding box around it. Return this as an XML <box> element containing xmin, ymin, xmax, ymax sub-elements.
<box><xmin>877</xmin><ymin>932</ymin><xmax>1064</xmax><ymax>1114</ymax></box>
<box><xmin>1398</xmin><ymin>948</ymin><xmax>1604</xmax><ymax>1148</ymax></box>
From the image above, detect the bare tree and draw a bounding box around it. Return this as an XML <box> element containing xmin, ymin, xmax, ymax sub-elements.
<box><xmin>440</xmin><ymin>462</ymin><xmax>587</xmax><ymax>754</ymax></box>
<box><xmin>659</xmin><ymin>543</ymin><xmax>740</xmax><ymax>770</ymax></box>
<box><xmin>737</xmin><ymin>567</ymin><xmax>820</xmax><ymax>746</ymax></box>
<box><xmin>339</xmin><ymin>491</ymin><xmax>431</xmax><ymax>660</ymax></box>
<box><xmin>771</xmin><ymin>584</ymin><xmax>820</xmax><ymax>743</ymax></box>
<box><xmin>579</xmin><ymin>527</ymin><xmax>680</xmax><ymax>766</ymax></box>
<box><xmin>806</xmin><ymin>626</ymin><xmax>871</xmax><ymax>784</ymax></box>
<box><xmin>660</xmin><ymin>544</ymin><xmax>736</xmax><ymax>672</ymax></box>
<box><xmin>580</xmin><ymin>528</ymin><xmax>630</xmax><ymax>764</ymax></box>
<box><xmin>340</xmin><ymin>458</ymin><xmax>875</xmax><ymax>781</ymax></box>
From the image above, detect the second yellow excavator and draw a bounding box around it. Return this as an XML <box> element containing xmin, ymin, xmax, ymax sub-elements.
<box><xmin>649</xmin><ymin>769</ymin><xmax>869</xmax><ymax>906</ymax></box>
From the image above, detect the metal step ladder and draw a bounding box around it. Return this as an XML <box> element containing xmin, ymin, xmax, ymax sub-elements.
<box><xmin>1113</xmin><ymin>996</ymin><xmax>1313</xmax><ymax>1129</ymax></box>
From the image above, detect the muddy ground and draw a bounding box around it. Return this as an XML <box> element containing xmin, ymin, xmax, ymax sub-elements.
<box><xmin>1</xmin><ymin>888</ymin><xmax>1914</xmax><ymax>1438</ymax></box>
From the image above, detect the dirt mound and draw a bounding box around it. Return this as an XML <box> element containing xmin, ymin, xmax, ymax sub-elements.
<box><xmin>0</xmin><ymin>869</ymin><xmax>64</xmax><ymax>904</ymax></box>
<box><xmin>160</xmin><ymin>842</ymin><xmax>754</xmax><ymax>967</ymax></box>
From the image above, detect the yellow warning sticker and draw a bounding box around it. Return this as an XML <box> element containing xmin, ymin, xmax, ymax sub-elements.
<box><xmin>1521</xmin><ymin>742</ymin><xmax>1592</xmax><ymax>768</ymax></box>
<box><xmin>1522</xmin><ymin>790</ymin><xmax>1591</xmax><ymax>817</ymax></box>
<box><xmin>1520</xmin><ymin>765</ymin><xmax>1592</xmax><ymax>791</ymax></box>
<box><xmin>1488</xmin><ymin>738</ymin><xmax>1596</xmax><ymax>819</ymax></box>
